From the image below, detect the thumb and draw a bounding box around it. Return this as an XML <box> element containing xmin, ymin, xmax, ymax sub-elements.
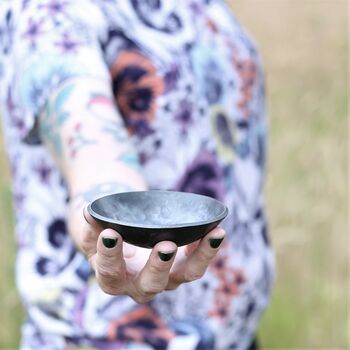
<box><xmin>83</xmin><ymin>205</ymin><xmax>102</xmax><ymax>230</ymax></box>
<box><xmin>77</xmin><ymin>206</ymin><xmax>103</xmax><ymax>258</ymax></box>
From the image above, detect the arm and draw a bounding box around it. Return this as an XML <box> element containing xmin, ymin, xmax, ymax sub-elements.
<box><xmin>39</xmin><ymin>76</ymin><xmax>226</xmax><ymax>303</ymax></box>
<box><xmin>39</xmin><ymin>77</ymin><xmax>146</xmax><ymax>206</ymax></box>
<box><xmin>11</xmin><ymin>0</ymin><xmax>225</xmax><ymax>302</ymax></box>
<box><xmin>39</xmin><ymin>77</ymin><xmax>147</xmax><ymax>247</ymax></box>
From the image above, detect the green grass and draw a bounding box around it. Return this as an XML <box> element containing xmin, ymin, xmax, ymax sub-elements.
<box><xmin>0</xmin><ymin>0</ymin><xmax>348</xmax><ymax>349</ymax></box>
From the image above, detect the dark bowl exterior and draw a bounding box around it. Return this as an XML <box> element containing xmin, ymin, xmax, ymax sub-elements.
<box><xmin>92</xmin><ymin>216</ymin><xmax>225</xmax><ymax>248</ymax></box>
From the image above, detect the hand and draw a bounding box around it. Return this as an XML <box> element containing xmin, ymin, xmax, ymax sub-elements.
<box><xmin>79</xmin><ymin>206</ymin><xmax>226</xmax><ymax>304</ymax></box>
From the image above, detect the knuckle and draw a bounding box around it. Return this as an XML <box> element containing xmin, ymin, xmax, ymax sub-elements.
<box><xmin>133</xmin><ymin>293</ymin><xmax>154</xmax><ymax>304</ymax></box>
<box><xmin>99</xmin><ymin>281</ymin><xmax>119</xmax><ymax>295</ymax></box>
<box><xmin>165</xmin><ymin>282</ymin><xmax>179</xmax><ymax>291</ymax></box>
<box><xmin>139</xmin><ymin>281</ymin><xmax>164</xmax><ymax>295</ymax></box>
<box><xmin>148</xmin><ymin>264</ymin><xmax>167</xmax><ymax>275</ymax></box>
<box><xmin>80</xmin><ymin>236</ymin><xmax>92</xmax><ymax>255</ymax></box>
<box><xmin>143</xmin><ymin>284</ymin><xmax>164</xmax><ymax>295</ymax></box>
<box><xmin>133</xmin><ymin>296</ymin><xmax>147</xmax><ymax>304</ymax></box>
<box><xmin>184</xmin><ymin>269</ymin><xmax>205</xmax><ymax>282</ymax></box>
<box><xmin>97</xmin><ymin>264</ymin><xmax>121</xmax><ymax>281</ymax></box>
<box><xmin>197</xmin><ymin>247</ymin><xmax>216</xmax><ymax>262</ymax></box>
<box><xmin>136</xmin><ymin>281</ymin><xmax>164</xmax><ymax>298</ymax></box>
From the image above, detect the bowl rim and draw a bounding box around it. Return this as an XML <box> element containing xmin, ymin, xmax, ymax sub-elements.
<box><xmin>87</xmin><ymin>190</ymin><xmax>229</xmax><ymax>229</ymax></box>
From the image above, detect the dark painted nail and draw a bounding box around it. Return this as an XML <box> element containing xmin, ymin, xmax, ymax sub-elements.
<box><xmin>209</xmin><ymin>237</ymin><xmax>224</xmax><ymax>249</ymax></box>
<box><xmin>102</xmin><ymin>237</ymin><xmax>117</xmax><ymax>249</ymax></box>
<box><xmin>158</xmin><ymin>252</ymin><xmax>175</xmax><ymax>262</ymax></box>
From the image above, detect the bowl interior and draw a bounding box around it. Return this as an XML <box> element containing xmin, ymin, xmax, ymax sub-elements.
<box><xmin>89</xmin><ymin>191</ymin><xmax>227</xmax><ymax>228</ymax></box>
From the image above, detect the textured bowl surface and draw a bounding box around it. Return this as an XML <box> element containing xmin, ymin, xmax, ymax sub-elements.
<box><xmin>88</xmin><ymin>190</ymin><xmax>228</xmax><ymax>248</ymax></box>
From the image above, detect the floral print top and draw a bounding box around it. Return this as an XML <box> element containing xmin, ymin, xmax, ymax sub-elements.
<box><xmin>0</xmin><ymin>0</ymin><xmax>274</xmax><ymax>349</ymax></box>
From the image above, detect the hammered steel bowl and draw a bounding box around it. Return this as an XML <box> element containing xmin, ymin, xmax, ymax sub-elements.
<box><xmin>88</xmin><ymin>190</ymin><xmax>228</xmax><ymax>248</ymax></box>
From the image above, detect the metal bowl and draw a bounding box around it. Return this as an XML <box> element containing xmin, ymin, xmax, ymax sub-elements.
<box><xmin>88</xmin><ymin>190</ymin><xmax>228</xmax><ymax>248</ymax></box>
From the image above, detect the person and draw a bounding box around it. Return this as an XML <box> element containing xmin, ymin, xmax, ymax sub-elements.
<box><xmin>0</xmin><ymin>0</ymin><xmax>275</xmax><ymax>349</ymax></box>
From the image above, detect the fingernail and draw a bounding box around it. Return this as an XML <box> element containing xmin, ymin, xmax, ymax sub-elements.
<box><xmin>209</xmin><ymin>237</ymin><xmax>224</xmax><ymax>249</ymax></box>
<box><xmin>102</xmin><ymin>237</ymin><xmax>117</xmax><ymax>249</ymax></box>
<box><xmin>158</xmin><ymin>251</ymin><xmax>175</xmax><ymax>262</ymax></box>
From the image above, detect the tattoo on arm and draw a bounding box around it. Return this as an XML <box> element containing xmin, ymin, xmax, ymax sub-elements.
<box><xmin>86</xmin><ymin>92</ymin><xmax>129</xmax><ymax>143</ymax></box>
<box><xmin>85</xmin><ymin>90</ymin><xmax>141</xmax><ymax>168</ymax></box>
<box><xmin>39</xmin><ymin>83</ymin><xmax>75</xmax><ymax>156</ymax></box>
<box><xmin>67</xmin><ymin>122</ymin><xmax>96</xmax><ymax>159</ymax></box>
<box><xmin>39</xmin><ymin>78</ymin><xmax>144</xmax><ymax>199</ymax></box>
<box><xmin>118</xmin><ymin>151</ymin><xmax>141</xmax><ymax>170</ymax></box>
<box><xmin>87</xmin><ymin>93</ymin><xmax>114</xmax><ymax>108</ymax></box>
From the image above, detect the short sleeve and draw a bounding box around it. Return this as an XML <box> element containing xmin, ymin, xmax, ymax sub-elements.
<box><xmin>3</xmin><ymin>0</ymin><xmax>110</xmax><ymax>139</ymax></box>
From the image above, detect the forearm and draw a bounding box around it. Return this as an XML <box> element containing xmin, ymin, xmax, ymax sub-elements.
<box><xmin>39</xmin><ymin>77</ymin><xmax>147</xmax><ymax>244</ymax></box>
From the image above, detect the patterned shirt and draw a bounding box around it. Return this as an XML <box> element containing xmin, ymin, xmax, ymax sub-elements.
<box><xmin>0</xmin><ymin>0</ymin><xmax>274</xmax><ymax>349</ymax></box>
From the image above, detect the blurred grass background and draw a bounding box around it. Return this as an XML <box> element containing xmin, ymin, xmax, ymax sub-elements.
<box><xmin>0</xmin><ymin>0</ymin><xmax>348</xmax><ymax>349</ymax></box>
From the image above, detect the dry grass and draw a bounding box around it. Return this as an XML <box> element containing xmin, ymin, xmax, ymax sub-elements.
<box><xmin>0</xmin><ymin>128</ymin><xmax>23</xmax><ymax>347</ymax></box>
<box><xmin>229</xmin><ymin>0</ymin><xmax>348</xmax><ymax>348</ymax></box>
<box><xmin>0</xmin><ymin>0</ymin><xmax>348</xmax><ymax>349</ymax></box>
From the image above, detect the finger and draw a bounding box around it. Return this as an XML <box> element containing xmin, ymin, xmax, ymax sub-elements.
<box><xmin>133</xmin><ymin>241</ymin><xmax>177</xmax><ymax>303</ymax></box>
<box><xmin>94</xmin><ymin>229</ymin><xmax>127</xmax><ymax>295</ymax></box>
<box><xmin>168</xmin><ymin>227</ymin><xmax>225</xmax><ymax>289</ymax></box>
<box><xmin>79</xmin><ymin>206</ymin><xmax>104</xmax><ymax>257</ymax></box>
<box><xmin>83</xmin><ymin>205</ymin><xmax>102</xmax><ymax>229</ymax></box>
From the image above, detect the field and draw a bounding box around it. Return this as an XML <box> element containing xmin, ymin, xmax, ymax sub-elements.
<box><xmin>0</xmin><ymin>0</ymin><xmax>348</xmax><ymax>349</ymax></box>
